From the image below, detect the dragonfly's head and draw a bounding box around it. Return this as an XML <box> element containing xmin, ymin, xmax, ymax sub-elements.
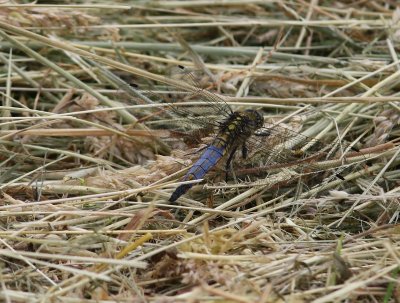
<box><xmin>244</xmin><ymin>109</ymin><xmax>264</xmax><ymax>130</ymax></box>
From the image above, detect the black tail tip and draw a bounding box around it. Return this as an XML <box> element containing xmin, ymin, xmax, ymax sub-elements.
<box><xmin>169</xmin><ymin>190</ymin><xmax>182</xmax><ymax>203</ymax></box>
<box><xmin>169</xmin><ymin>184</ymin><xmax>193</xmax><ymax>203</ymax></box>
<box><xmin>169</xmin><ymin>195</ymin><xmax>178</xmax><ymax>203</ymax></box>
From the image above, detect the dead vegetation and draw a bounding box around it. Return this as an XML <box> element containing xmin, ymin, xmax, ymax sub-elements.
<box><xmin>0</xmin><ymin>1</ymin><xmax>400</xmax><ymax>302</ymax></box>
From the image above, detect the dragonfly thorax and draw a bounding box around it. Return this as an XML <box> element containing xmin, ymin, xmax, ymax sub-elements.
<box><xmin>218</xmin><ymin>110</ymin><xmax>264</xmax><ymax>146</ymax></box>
<box><xmin>243</xmin><ymin>109</ymin><xmax>264</xmax><ymax>130</ymax></box>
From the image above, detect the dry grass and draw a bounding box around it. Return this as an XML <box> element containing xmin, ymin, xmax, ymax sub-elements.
<box><xmin>1</xmin><ymin>1</ymin><xmax>400</xmax><ymax>302</ymax></box>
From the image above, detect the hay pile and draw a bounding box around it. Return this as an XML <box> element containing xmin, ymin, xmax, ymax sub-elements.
<box><xmin>0</xmin><ymin>2</ymin><xmax>399</xmax><ymax>302</ymax></box>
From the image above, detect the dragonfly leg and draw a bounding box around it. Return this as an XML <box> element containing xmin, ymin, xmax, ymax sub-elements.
<box><xmin>225</xmin><ymin>146</ymin><xmax>238</xmax><ymax>181</ymax></box>
<box><xmin>242</xmin><ymin>143</ymin><xmax>248</xmax><ymax>159</ymax></box>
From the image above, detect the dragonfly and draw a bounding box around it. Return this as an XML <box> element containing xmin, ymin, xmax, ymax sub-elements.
<box><xmin>169</xmin><ymin>108</ymin><xmax>264</xmax><ymax>202</ymax></box>
<box><xmin>110</xmin><ymin>65</ymin><xmax>365</xmax><ymax>203</ymax></box>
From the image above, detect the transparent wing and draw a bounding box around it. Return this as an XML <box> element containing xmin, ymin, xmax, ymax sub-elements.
<box><xmin>234</xmin><ymin>120</ymin><xmax>367</xmax><ymax>185</ymax></box>
<box><xmin>112</xmin><ymin>65</ymin><xmax>234</xmax><ymax>134</ymax></box>
<box><xmin>152</xmin><ymin>65</ymin><xmax>234</xmax><ymax>132</ymax></box>
<box><xmin>166</xmin><ymin>65</ymin><xmax>234</xmax><ymax>119</ymax></box>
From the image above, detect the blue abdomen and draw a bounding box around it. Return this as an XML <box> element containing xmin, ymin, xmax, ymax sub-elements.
<box><xmin>169</xmin><ymin>145</ymin><xmax>225</xmax><ymax>202</ymax></box>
